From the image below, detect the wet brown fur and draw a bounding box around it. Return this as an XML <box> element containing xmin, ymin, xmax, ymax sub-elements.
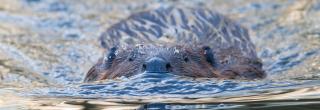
<box><xmin>84</xmin><ymin>43</ymin><xmax>265</xmax><ymax>82</ymax></box>
<box><xmin>84</xmin><ymin>7</ymin><xmax>266</xmax><ymax>82</ymax></box>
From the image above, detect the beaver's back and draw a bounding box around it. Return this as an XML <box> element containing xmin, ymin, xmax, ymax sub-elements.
<box><xmin>100</xmin><ymin>7</ymin><xmax>258</xmax><ymax>62</ymax></box>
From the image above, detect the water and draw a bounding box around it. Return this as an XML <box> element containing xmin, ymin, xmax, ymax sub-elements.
<box><xmin>0</xmin><ymin>0</ymin><xmax>320</xmax><ymax>109</ymax></box>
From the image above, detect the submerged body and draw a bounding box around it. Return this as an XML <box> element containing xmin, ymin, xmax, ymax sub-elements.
<box><xmin>84</xmin><ymin>7</ymin><xmax>265</xmax><ymax>82</ymax></box>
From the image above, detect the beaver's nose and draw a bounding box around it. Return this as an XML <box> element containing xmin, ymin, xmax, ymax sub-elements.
<box><xmin>143</xmin><ymin>57</ymin><xmax>171</xmax><ymax>73</ymax></box>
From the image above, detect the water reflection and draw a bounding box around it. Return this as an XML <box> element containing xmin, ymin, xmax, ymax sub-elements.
<box><xmin>2</xmin><ymin>85</ymin><xmax>319</xmax><ymax>109</ymax></box>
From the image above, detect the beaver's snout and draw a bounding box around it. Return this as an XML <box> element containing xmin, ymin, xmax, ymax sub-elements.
<box><xmin>142</xmin><ymin>57</ymin><xmax>172</xmax><ymax>73</ymax></box>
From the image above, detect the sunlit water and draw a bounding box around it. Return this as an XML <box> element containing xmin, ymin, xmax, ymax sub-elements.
<box><xmin>0</xmin><ymin>0</ymin><xmax>320</xmax><ymax>109</ymax></box>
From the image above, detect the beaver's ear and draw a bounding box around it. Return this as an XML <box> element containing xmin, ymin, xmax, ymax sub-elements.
<box><xmin>102</xmin><ymin>47</ymin><xmax>117</xmax><ymax>69</ymax></box>
<box><xmin>202</xmin><ymin>46</ymin><xmax>217</xmax><ymax>67</ymax></box>
<box><xmin>220</xmin><ymin>65</ymin><xmax>266</xmax><ymax>80</ymax></box>
<box><xmin>84</xmin><ymin>47</ymin><xmax>118</xmax><ymax>82</ymax></box>
<box><xmin>84</xmin><ymin>64</ymin><xmax>100</xmax><ymax>82</ymax></box>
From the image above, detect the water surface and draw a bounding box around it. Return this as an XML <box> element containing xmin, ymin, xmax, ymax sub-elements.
<box><xmin>0</xmin><ymin>0</ymin><xmax>320</xmax><ymax>109</ymax></box>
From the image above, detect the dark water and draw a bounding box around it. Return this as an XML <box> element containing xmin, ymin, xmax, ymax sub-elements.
<box><xmin>0</xmin><ymin>0</ymin><xmax>320</xmax><ymax>109</ymax></box>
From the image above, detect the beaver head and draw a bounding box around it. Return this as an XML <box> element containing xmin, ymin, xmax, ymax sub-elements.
<box><xmin>84</xmin><ymin>44</ymin><xmax>265</xmax><ymax>82</ymax></box>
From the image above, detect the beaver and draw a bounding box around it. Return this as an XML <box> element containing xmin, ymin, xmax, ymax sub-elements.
<box><xmin>84</xmin><ymin>7</ymin><xmax>266</xmax><ymax>82</ymax></box>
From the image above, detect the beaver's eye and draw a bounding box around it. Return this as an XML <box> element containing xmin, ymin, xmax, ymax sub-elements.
<box><xmin>103</xmin><ymin>47</ymin><xmax>117</xmax><ymax>68</ymax></box>
<box><xmin>184</xmin><ymin>56</ymin><xmax>189</xmax><ymax>62</ymax></box>
<box><xmin>203</xmin><ymin>46</ymin><xmax>216</xmax><ymax>66</ymax></box>
<box><xmin>128</xmin><ymin>58</ymin><xmax>134</xmax><ymax>62</ymax></box>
